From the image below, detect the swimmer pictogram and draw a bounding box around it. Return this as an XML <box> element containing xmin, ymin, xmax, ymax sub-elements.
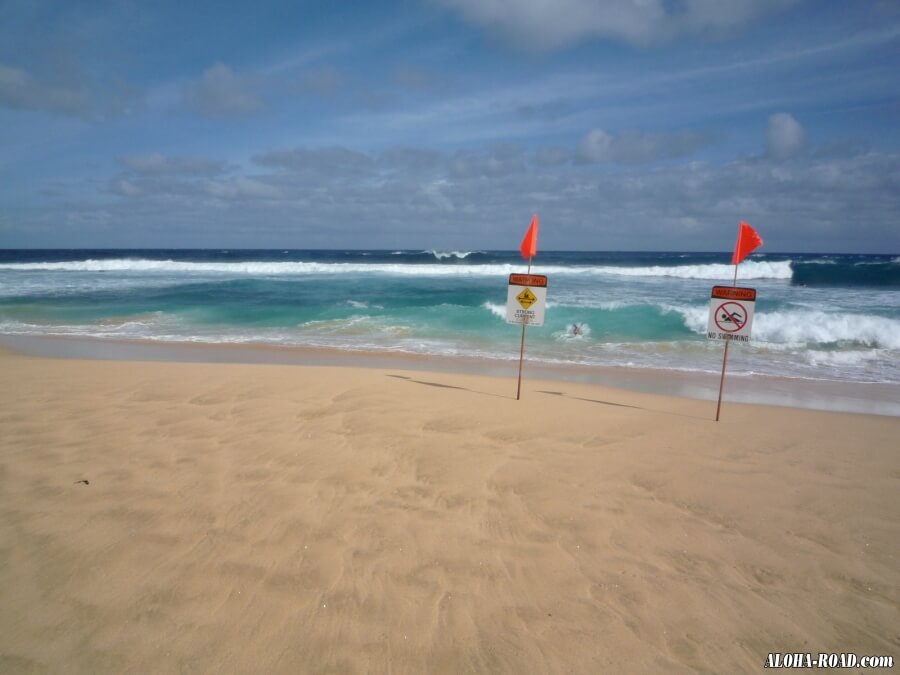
<box><xmin>707</xmin><ymin>286</ymin><xmax>756</xmax><ymax>342</ymax></box>
<box><xmin>714</xmin><ymin>302</ymin><xmax>748</xmax><ymax>333</ymax></box>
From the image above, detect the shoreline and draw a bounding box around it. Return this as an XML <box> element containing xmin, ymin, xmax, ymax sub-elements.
<box><xmin>2</xmin><ymin>332</ymin><xmax>898</xmax><ymax>416</ymax></box>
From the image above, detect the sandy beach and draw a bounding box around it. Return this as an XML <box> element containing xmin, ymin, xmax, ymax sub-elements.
<box><xmin>0</xmin><ymin>347</ymin><xmax>897</xmax><ymax>673</ymax></box>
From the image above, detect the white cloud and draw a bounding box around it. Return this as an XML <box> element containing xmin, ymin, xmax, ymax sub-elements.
<box><xmin>379</xmin><ymin>147</ymin><xmax>444</xmax><ymax>174</ymax></box>
<box><xmin>0</xmin><ymin>63</ymin><xmax>86</xmax><ymax>115</ymax></box>
<box><xmin>183</xmin><ymin>64</ymin><xmax>265</xmax><ymax>118</ymax></box>
<box><xmin>766</xmin><ymin>112</ymin><xmax>806</xmax><ymax>158</ymax></box>
<box><xmin>434</xmin><ymin>0</ymin><xmax>797</xmax><ymax>50</ymax></box>
<box><xmin>253</xmin><ymin>147</ymin><xmax>375</xmax><ymax>174</ymax></box>
<box><xmin>422</xmin><ymin>179</ymin><xmax>456</xmax><ymax>212</ymax></box>
<box><xmin>119</xmin><ymin>153</ymin><xmax>228</xmax><ymax>176</ymax></box>
<box><xmin>108</xmin><ymin>178</ymin><xmax>142</xmax><ymax>197</ymax></box>
<box><xmin>82</xmin><ymin>140</ymin><xmax>900</xmax><ymax>251</ymax></box>
<box><xmin>535</xmin><ymin>146</ymin><xmax>572</xmax><ymax>166</ymax></box>
<box><xmin>577</xmin><ymin>128</ymin><xmax>716</xmax><ymax>164</ymax></box>
<box><xmin>203</xmin><ymin>177</ymin><xmax>282</xmax><ymax>199</ymax></box>
<box><xmin>448</xmin><ymin>144</ymin><xmax>527</xmax><ymax>177</ymax></box>
<box><xmin>0</xmin><ymin>62</ymin><xmax>141</xmax><ymax>118</ymax></box>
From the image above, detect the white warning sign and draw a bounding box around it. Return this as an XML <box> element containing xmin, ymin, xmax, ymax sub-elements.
<box><xmin>707</xmin><ymin>286</ymin><xmax>756</xmax><ymax>342</ymax></box>
<box><xmin>506</xmin><ymin>274</ymin><xmax>548</xmax><ymax>327</ymax></box>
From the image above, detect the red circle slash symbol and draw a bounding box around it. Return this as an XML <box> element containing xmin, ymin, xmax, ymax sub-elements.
<box><xmin>714</xmin><ymin>302</ymin><xmax>747</xmax><ymax>333</ymax></box>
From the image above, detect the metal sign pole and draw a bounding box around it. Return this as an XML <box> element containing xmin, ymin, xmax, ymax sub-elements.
<box><xmin>715</xmin><ymin>340</ymin><xmax>730</xmax><ymax>422</ymax></box>
<box><xmin>515</xmin><ymin>256</ymin><xmax>534</xmax><ymax>401</ymax></box>
<box><xmin>516</xmin><ymin>318</ymin><xmax>528</xmax><ymax>401</ymax></box>
<box><xmin>714</xmin><ymin>263</ymin><xmax>741</xmax><ymax>422</ymax></box>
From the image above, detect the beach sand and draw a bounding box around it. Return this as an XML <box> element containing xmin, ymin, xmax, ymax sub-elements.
<box><xmin>0</xmin><ymin>347</ymin><xmax>897</xmax><ymax>673</ymax></box>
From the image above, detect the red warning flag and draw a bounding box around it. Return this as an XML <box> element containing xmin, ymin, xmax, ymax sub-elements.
<box><xmin>731</xmin><ymin>221</ymin><xmax>763</xmax><ymax>265</ymax></box>
<box><xmin>520</xmin><ymin>214</ymin><xmax>539</xmax><ymax>260</ymax></box>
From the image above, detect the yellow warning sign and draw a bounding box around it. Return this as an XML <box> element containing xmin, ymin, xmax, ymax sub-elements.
<box><xmin>517</xmin><ymin>288</ymin><xmax>537</xmax><ymax>309</ymax></box>
<box><xmin>506</xmin><ymin>275</ymin><xmax>548</xmax><ymax>326</ymax></box>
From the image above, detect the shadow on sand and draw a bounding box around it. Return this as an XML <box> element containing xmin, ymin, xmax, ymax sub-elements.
<box><xmin>536</xmin><ymin>390</ymin><xmax>643</xmax><ymax>410</ymax></box>
<box><xmin>535</xmin><ymin>389</ymin><xmax>711</xmax><ymax>421</ymax></box>
<box><xmin>386</xmin><ymin>375</ymin><xmax>711</xmax><ymax>418</ymax></box>
<box><xmin>386</xmin><ymin>374</ymin><xmax>513</xmax><ymax>400</ymax></box>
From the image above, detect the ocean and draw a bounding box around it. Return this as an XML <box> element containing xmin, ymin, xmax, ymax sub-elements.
<box><xmin>1</xmin><ymin>249</ymin><xmax>898</xmax><ymax>387</ymax></box>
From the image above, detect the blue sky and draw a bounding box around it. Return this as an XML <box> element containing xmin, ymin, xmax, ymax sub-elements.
<box><xmin>1</xmin><ymin>0</ymin><xmax>899</xmax><ymax>252</ymax></box>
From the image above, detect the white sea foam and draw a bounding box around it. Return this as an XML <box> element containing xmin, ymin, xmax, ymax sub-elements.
<box><xmin>425</xmin><ymin>250</ymin><xmax>477</xmax><ymax>260</ymax></box>
<box><xmin>0</xmin><ymin>318</ymin><xmax>175</xmax><ymax>339</ymax></box>
<box><xmin>590</xmin><ymin>260</ymin><xmax>793</xmax><ymax>280</ymax></box>
<box><xmin>593</xmin><ymin>300</ymin><xmax>639</xmax><ymax>310</ymax></box>
<box><xmin>0</xmin><ymin>258</ymin><xmax>793</xmax><ymax>279</ymax></box>
<box><xmin>482</xmin><ymin>301</ymin><xmax>506</xmax><ymax>319</ymax></box>
<box><xmin>662</xmin><ymin>304</ymin><xmax>709</xmax><ymax>332</ymax></box>
<box><xmin>0</xmin><ymin>259</ymin><xmax>514</xmax><ymax>275</ymax></box>
<box><xmin>550</xmin><ymin>295</ymin><xmax>644</xmax><ymax>310</ymax></box>
<box><xmin>480</xmin><ymin>299</ymin><xmax>556</xmax><ymax>316</ymax></box>
<box><xmin>3</xmin><ymin>313</ymin><xmax>897</xmax><ymax>387</ymax></box>
<box><xmin>0</xmin><ymin>273</ymin><xmax>189</xmax><ymax>297</ymax></box>
<box><xmin>752</xmin><ymin>311</ymin><xmax>900</xmax><ymax>349</ymax></box>
<box><xmin>665</xmin><ymin>303</ymin><xmax>900</xmax><ymax>349</ymax></box>
<box><xmin>298</xmin><ymin>315</ymin><xmax>410</xmax><ymax>337</ymax></box>
<box><xmin>553</xmin><ymin>323</ymin><xmax>592</xmax><ymax>341</ymax></box>
<box><xmin>803</xmin><ymin>349</ymin><xmax>883</xmax><ymax>368</ymax></box>
<box><xmin>345</xmin><ymin>300</ymin><xmax>383</xmax><ymax>309</ymax></box>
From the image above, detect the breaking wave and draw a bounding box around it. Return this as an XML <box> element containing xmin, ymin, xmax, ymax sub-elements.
<box><xmin>482</xmin><ymin>301</ymin><xmax>506</xmax><ymax>319</ymax></box>
<box><xmin>592</xmin><ymin>260</ymin><xmax>793</xmax><ymax>280</ymax></box>
<box><xmin>0</xmin><ymin>258</ymin><xmax>793</xmax><ymax>280</ymax></box>
<box><xmin>668</xmin><ymin>304</ymin><xmax>900</xmax><ymax>349</ymax></box>
<box><xmin>425</xmin><ymin>250</ymin><xmax>479</xmax><ymax>260</ymax></box>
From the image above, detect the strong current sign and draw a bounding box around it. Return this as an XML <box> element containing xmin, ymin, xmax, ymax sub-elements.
<box><xmin>707</xmin><ymin>286</ymin><xmax>756</xmax><ymax>342</ymax></box>
<box><xmin>506</xmin><ymin>274</ymin><xmax>548</xmax><ymax>326</ymax></box>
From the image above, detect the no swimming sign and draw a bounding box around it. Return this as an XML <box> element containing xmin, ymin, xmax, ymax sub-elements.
<box><xmin>707</xmin><ymin>286</ymin><xmax>756</xmax><ymax>342</ymax></box>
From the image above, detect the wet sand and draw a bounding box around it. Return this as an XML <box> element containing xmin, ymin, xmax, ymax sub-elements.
<box><xmin>3</xmin><ymin>333</ymin><xmax>898</xmax><ymax>417</ymax></box>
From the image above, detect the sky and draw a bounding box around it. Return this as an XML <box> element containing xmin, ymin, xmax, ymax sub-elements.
<box><xmin>1</xmin><ymin>0</ymin><xmax>899</xmax><ymax>252</ymax></box>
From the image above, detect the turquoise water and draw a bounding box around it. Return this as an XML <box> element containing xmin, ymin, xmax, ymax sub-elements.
<box><xmin>1</xmin><ymin>249</ymin><xmax>898</xmax><ymax>383</ymax></box>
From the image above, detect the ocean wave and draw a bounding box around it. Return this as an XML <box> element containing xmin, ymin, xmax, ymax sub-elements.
<box><xmin>547</xmin><ymin>296</ymin><xmax>646</xmax><ymax>310</ymax></box>
<box><xmin>0</xmin><ymin>318</ymin><xmax>174</xmax><ymax>339</ymax></box>
<box><xmin>666</xmin><ymin>304</ymin><xmax>900</xmax><ymax>349</ymax></box>
<box><xmin>803</xmin><ymin>349</ymin><xmax>883</xmax><ymax>368</ymax></box>
<box><xmin>753</xmin><ymin>311</ymin><xmax>900</xmax><ymax>349</ymax></box>
<box><xmin>387</xmin><ymin>249</ymin><xmax>481</xmax><ymax>260</ymax></box>
<box><xmin>0</xmin><ymin>259</ymin><xmax>526</xmax><ymax>275</ymax></box>
<box><xmin>0</xmin><ymin>258</ymin><xmax>793</xmax><ymax>280</ymax></box>
<box><xmin>300</xmin><ymin>315</ymin><xmax>403</xmax><ymax>330</ymax></box>
<box><xmin>481</xmin><ymin>299</ymin><xmax>555</xmax><ymax>316</ymax></box>
<box><xmin>591</xmin><ymin>260</ymin><xmax>793</xmax><ymax>280</ymax></box>
<box><xmin>661</xmin><ymin>304</ymin><xmax>709</xmax><ymax>331</ymax></box>
<box><xmin>792</xmin><ymin>260</ymin><xmax>900</xmax><ymax>287</ymax></box>
<box><xmin>482</xmin><ymin>301</ymin><xmax>506</xmax><ymax>319</ymax></box>
<box><xmin>345</xmin><ymin>300</ymin><xmax>384</xmax><ymax>309</ymax></box>
<box><xmin>3</xmin><ymin>314</ymin><xmax>898</xmax><ymax>388</ymax></box>
<box><xmin>424</xmin><ymin>250</ymin><xmax>479</xmax><ymax>260</ymax></box>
